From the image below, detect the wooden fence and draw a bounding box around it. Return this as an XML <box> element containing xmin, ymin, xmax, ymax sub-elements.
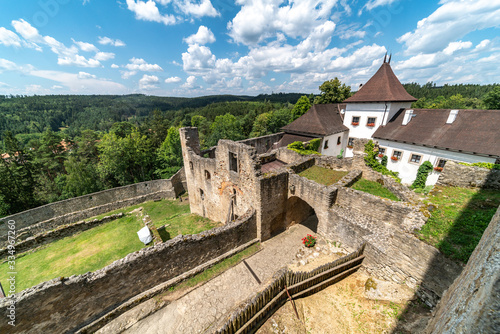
<box><xmin>215</xmin><ymin>243</ymin><xmax>366</xmax><ymax>334</ymax></box>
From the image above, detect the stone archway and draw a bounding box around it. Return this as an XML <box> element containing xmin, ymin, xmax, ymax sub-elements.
<box><xmin>285</xmin><ymin>196</ymin><xmax>318</xmax><ymax>233</ymax></box>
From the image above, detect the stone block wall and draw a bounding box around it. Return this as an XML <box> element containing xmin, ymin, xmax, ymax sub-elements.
<box><xmin>0</xmin><ymin>209</ymin><xmax>257</xmax><ymax>334</ymax></box>
<box><xmin>238</xmin><ymin>132</ymin><xmax>284</xmax><ymax>154</ymax></box>
<box><xmin>437</xmin><ymin>161</ymin><xmax>500</xmax><ymax>189</ymax></box>
<box><xmin>424</xmin><ymin>206</ymin><xmax>500</xmax><ymax>333</ymax></box>
<box><xmin>256</xmin><ymin>172</ymin><xmax>289</xmax><ymax>240</ymax></box>
<box><xmin>0</xmin><ymin>170</ymin><xmax>185</xmax><ymax>248</ymax></box>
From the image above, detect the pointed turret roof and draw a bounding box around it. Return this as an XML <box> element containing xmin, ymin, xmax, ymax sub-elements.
<box><xmin>344</xmin><ymin>61</ymin><xmax>417</xmax><ymax>103</ymax></box>
<box><xmin>281</xmin><ymin>103</ymin><xmax>348</xmax><ymax>136</ymax></box>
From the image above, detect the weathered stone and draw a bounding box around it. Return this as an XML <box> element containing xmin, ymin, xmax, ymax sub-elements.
<box><xmin>437</xmin><ymin>161</ymin><xmax>500</xmax><ymax>190</ymax></box>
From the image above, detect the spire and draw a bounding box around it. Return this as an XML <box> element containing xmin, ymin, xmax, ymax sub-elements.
<box><xmin>383</xmin><ymin>52</ymin><xmax>387</xmax><ymax>63</ymax></box>
<box><xmin>388</xmin><ymin>53</ymin><xmax>392</xmax><ymax>64</ymax></box>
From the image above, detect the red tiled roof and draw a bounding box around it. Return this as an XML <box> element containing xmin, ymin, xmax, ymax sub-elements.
<box><xmin>373</xmin><ymin>109</ymin><xmax>500</xmax><ymax>157</ymax></box>
<box><xmin>344</xmin><ymin>63</ymin><xmax>417</xmax><ymax>103</ymax></box>
<box><xmin>281</xmin><ymin>103</ymin><xmax>348</xmax><ymax>137</ymax></box>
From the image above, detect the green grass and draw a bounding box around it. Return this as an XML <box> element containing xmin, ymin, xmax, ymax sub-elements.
<box><xmin>418</xmin><ymin>186</ymin><xmax>500</xmax><ymax>263</ymax></box>
<box><xmin>351</xmin><ymin>178</ymin><xmax>400</xmax><ymax>201</ymax></box>
<box><xmin>162</xmin><ymin>243</ymin><xmax>261</xmax><ymax>296</ymax></box>
<box><xmin>298</xmin><ymin>166</ymin><xmax>348</xmax><ymax>186</ymax></box>
<box><xmin>0</xmin><ymin>197</ymin><xmax>221</xmax><ymax>292</ymax></box>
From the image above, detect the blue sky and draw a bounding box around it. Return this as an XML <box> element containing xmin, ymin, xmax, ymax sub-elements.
<box><xmin>0</xmin><ymin>0</ymin><xmax>499</xmax><ymax>96</ymax></box>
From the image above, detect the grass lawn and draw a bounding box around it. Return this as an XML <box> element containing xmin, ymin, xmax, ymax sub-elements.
<box><xmin>0</xmin><ymin>197</ymin><xmax>221</xmax><ymax>292</ymax></box>
<box><xmin>299</xmin><ymin>166</ymin><xmax>348</xmax><ymax>186</ymax></box>
<box><xmin>418</xmin><ymin>186</ymin><xmax>500</xmax><ymax>263</ymax></box>
<box><xmin>351</xmin><ymin>178</ymin><xmax>400</xmax><ymax>201</ymax></box>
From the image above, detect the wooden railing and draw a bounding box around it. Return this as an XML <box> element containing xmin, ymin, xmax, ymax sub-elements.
<box><xmin>215</xmin><ymin>243</ymin><xmax>366</xmax><ymax>334</ymax></box>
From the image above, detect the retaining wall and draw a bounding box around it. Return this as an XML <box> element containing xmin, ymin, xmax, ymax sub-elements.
<box><xmin>0</xmin><ymin>168</ymin><xmax>186</xmax><ymax>248</ymax></box>
<box><xmin>437</xmin><ymin>161</ymin><xmax>500</xmax><ymax>189</ymax></box>
<box><xmin>0</xmin><ymin>209</ymin><xmax>257</xmax><ymax>334</ymax></box>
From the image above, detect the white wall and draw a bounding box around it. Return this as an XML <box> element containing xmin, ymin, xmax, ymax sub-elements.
<box><xmin>344</xmin><ymin>102</ymin><xmax>412</xmax><ymax>139</ymax></box>
<box><xmin>378</xmin><ymin>140</ymin><xmax>497</xmax><ymax>185</ymax></box>
<box><xmin>320</xmin><ymin>131</ymin><xmax>348</xmax><ymax>157</ymax></box>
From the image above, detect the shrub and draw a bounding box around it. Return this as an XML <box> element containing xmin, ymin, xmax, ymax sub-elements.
<box><xmin>412</xmin><ymin>161</ymin><xmax>433</xmax><ymax>189</ymax></box>
<box><xmin>459</xmin><ymin>162</ymin><xmax>500</xmax><ymax>170</ymax></box>
<box><xmin>302</xmin><ymin>234</ymin><xmax>316</xmax><ymax>247</ymax></box>
<box><xmin>363</xmin><ymin>142</ymin><xmax>400</xmax><ymax>182</ymax></box>
<box><xmin>381</xmin><ymin>155</ymin><xmax>388</xmax><ymax>167</ymax></box>
<box><xmin>287</xmin><ymin>141</ymin><xmax>321</xmax><ymax>156</ymax></box>
<box><xmin>308</xmin><ymin>138</ymin><xmax>321</xmax><ymax>152</ymax></box>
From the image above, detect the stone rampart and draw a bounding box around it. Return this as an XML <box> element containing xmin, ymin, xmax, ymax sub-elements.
<box><xmin>437</xmin><ymin>161</ymin><xmax>500</xmax><ymax>189</ymax></box>
<box><xmin>0</xmin><ymin>209</ymin><xmax>257</xmax><ymax>334</ymax></box>
<box><xmin>0</xmin><ymin>168</ymin><xmax>185</xmax><ymax>248</ymax></box>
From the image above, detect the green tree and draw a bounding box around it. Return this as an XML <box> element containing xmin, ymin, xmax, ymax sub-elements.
<box><xmin>291</xmin><ymin>95</ymin><xmax>311</xmax><ymax>121</ymax></box>
<box><xmin>412</xmin><ymin>161</ymin><xmax>433</xmax><ymax>189</ymax></box>
<box><xmin>483</xmin><ymin>86</ymin><xmax>500</xmax><ymax>109</ymax></box>
<box><xmin>206</xmin><ymin>113</ymin><xmax>244</xmax><ymax>147</ymax></box>
<box><xmin>314</xmin><ymin>78</ymin><xmax>351</xmax><ymax>104</ymax></box>
<box><xmin>155</xmin><ymin>126</ymin><xmax>183</xmax><ymax>178</ymax></box>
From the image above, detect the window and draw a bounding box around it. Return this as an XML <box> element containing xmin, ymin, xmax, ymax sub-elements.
<box><xmin>348</xmin><ymin>138</ymin><xmax>354</xmax><ymax>147</ymax></box>
<box><xmin>351</xmin><ymin>116</ymin><xmax>360</xmax><ymax>126</ymax></box>
<box><xmin>324</xmin><ymin>140</ymin><xmax>329</xmax><ymax>149</ymax></box>
<box><xmin>409</xmin><ymin>154</ymin><xmax>422</xmax><ymax>164</ymax></box>
<box><xmin>199</xmin><ymin>189</ymin><xmax>204</xmax><ymax>200</ymax></box>
<box><xmin>205</xmin><ymin>170</ymin><xmax>211</xmax><ymax>179</ymax></box>
<box><xmin>189</xmin><ymin>161</ymin><xmax>194</xmax><ymax>171</ymax></box>
<box><xmin>391</xmin><ymin>150</ymin><xmax>402</xmax><ymax>161</ymax></box>
<box><xmin>337</xmin><ymin>136</ymin><xmax>341</xmax><ymax>145</ymax></box>
<box><xmin>367</xmin><ymin>117</ymin><xmax>376</xmax><ymax>127</ymax></box>
<box><xmin>378</xmin><ymin>147</ymin><xmax>386</xmax><ymax>155</ymax></box>
<box><xmin>437</xmin><ymin>159</ymin><xmax>447</xmax><ymax>168</ymax></box>
<box><xmin>229</xmin><ymin>152</ymin><xmax>238</xmax><ymax>172</ymax></box>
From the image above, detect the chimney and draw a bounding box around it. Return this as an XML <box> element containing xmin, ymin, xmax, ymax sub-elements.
<box><xmin>446</xmin><ymin>109</ymin><xmax>459</xmax><ymax>124</ymax></box>
<box><xmin>402</xmin><ymin>109</ymin><xmax>414</xmax><ymax>125</ymax></box>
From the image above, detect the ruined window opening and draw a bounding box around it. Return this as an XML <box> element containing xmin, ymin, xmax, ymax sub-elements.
<box><xmin>205</xmin><ymin>170</ymin><xmax>211</xmax><ymax>179</ymax></box>
<box><xmin>324</xmin><ymin>140</ymin><xmax>329</xmax><ymax>149</ymax></box>
<box><xmin>233</xmin><ymin>188</ymin><xmax>237</xmax><ymax>206</ymax></box>
<box><xmin>229</xmin><ymin>152</ymin><xmax>238</xmax><ymax>173</ymax></box>
<box><xmin>200</xmin><ymin>189</ymin><xmax>204</xmax><ymax>200</ymax></box>
<box><xmin>189</xmin><ymin>161</ymin><xmax>194</xmax><ymax>171</ymax></box>
<box><xmin>337</xmin><ymin>136</ymin><xmax>341</xmax><ymax>145</ymax></box>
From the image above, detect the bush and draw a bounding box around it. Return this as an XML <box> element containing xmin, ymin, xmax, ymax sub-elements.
<box><xmin>381</xmin><ymin>155</ymin><xmax>388</xmax><ymax>167</ymax></box>
<box><xmin>459</xmin><ymin>162</ymin><xmax>500</xmax><ymax>170</ymax></box>
<box><xmin>287</xmin><ymin>140</ymin><xmax>321</xmax><ymax>156</ymax></box>
<box><xmin>363</xmin><ymin>142</ymin><xmax>400</xmax><ymax>182</ymax></box>
<box><xmin>308</xmin><ymin>138</ymin><xmax>321</xmax><ymax>152</ymax></box>
<box><xmin>302</xmin><ymin>234</ymin><xmax>317</xmax><ymax>247</ymax></box>
<box><xmin>412</xmin><ymin>161</ymin><xmax>433</xmax><ymax>189</ymax></box>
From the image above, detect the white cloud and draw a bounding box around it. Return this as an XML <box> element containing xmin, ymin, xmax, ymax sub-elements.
<box><xmin>121</xmin><ymin>71</ymin><xmax>137</xmax><ymax>79</ymax></box>
<box><xmin>77</xmin><ymin>71</ymin><xmax>97</xmax><ymax>79</ymax></box>
<box><xmin>184</xmin><ymin>26</ymin><xmax>215</xmax><ymax>45</ymax></box>
<box><xmin>182</xmin><ymin>44</ymin><xmax>216</xmax><ymax>73</ymax></box>
<box><xmin>0</xmin><ymin>27</ymin><xmax>22</xmax><ymax>47</ymax></box>
<box><xmin>125</xmin><ymin>57</ymin><xmax>163</xmax><ymax>71</ymax></box>
<box><xmin>364</xmin><ymin>0</ymin><xmax>399</xmax><ymax>11</ymax></box>
<box><xmin>94</xmin><ymin>51</ymin><xmax>115</xmax><ymax>61</ymax></box>
<box><xmin>443</xmin><ymin>41</ymin><xmax>472</xmax><ymax>55</ymax></box>
<box><xmin>58</xmin><ymin>55</ymin><xmax>101</xmax><ymax>67</ymax></box>
<box><xmin>0</xmin><ymin>58</ymin><xmax>19</xmax><ymax>71</ymax></box>
<box><xmin>52</xmin><ymin>85</ymin><xmax>63</xmax><ymax>89</ymax></box>
<box><xmin>398</xmin><ymin>0</ymin><xmax>500</xmax><ymax>54</ymax></box>
<box><xmin>227</xmin><ymin>0</ymin><xmax>337</xmax><ymax>45</ymax></box>
<box><xmin>181</xmin><ymin>75</ymin><xmax>199</xmax><ymax>89</ymax></box>
<box><xmin>111</xmin><ymin>64</ymin><xmax>120</xmax><ymax>68</ymax></box>
<box><xmin>177</xmin><ymin>0</ymin><xmax>219</xmax><ymax>18</ymax></box>
<box><xmin>126</xmin><ymin>0</ymin><xmax>177</xmax><ymax>25</ymax></box>
<box><xmin>11</xmin><ymin>19</ymin><xmax>40</xmax><ymax>40</ymax></box>
<box><xmin>72</xmin><ymin>39</ymin><xmax>99</xmax><ymax>52</ymax></box>
<box><xmin>139</xmin><ymin>74</ymin><xmax>160</xmax><ymax>89</ymax></box>
<box><xmin>165</xmin><ymin>76</ymin><xmax>182</xmax><ymax>83</ymax></box>
<box><xmin>475</xmin><ymin>39</ymin><xmax>490</xmax><ymax>50</ymax></box>
<box><xmin>98</xmin><ymin>36</ymin><xmax>126</xmax><ymax>47</ymax></box>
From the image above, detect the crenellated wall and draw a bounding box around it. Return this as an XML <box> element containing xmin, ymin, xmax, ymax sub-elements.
<box><xmin>0</xmin><ymin>209</ymin><xmax>257</xmax><ymax>334</ymax></box>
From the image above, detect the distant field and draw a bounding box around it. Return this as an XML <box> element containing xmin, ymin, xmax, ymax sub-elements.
<box><xmin>0</xmin><ymin>197</ymin><xmax>221</xmax><ymax>292</ymax></box>
<box><xmin>299</xmin><ymin>166</ymin><xmax>348</xmax><ymax>186</ymax></box>
<box><xmin>418</xmin><ymin>186</ymin><xmax>500</xmax><ymax>263</ymax></box>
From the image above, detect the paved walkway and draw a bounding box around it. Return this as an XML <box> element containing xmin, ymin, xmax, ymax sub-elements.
<box><xmin>121</xmin><ymin>220</ymin><xmax>318</xmax><ymax>334</ymax></box>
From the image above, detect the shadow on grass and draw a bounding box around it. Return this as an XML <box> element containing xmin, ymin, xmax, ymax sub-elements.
<box><xmin>157</xmin><ymin>227</ymin><xmax>171</xmax><ymax>242</ymax></box>
<box><xmin>391</xmin><ymin>169</ymin><xmax>500</xmax><ymax>333</ymax></box>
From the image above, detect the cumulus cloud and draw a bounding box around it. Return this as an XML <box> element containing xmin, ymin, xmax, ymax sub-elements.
<box><xmin>184</xmin><ymin>26</ymin><xmax>215</xmax><ymax>45</ymax></box>
<box><xmin>182</xmin><ymin>44</ymin><xmax>216</xmax><ymax>73</ymax></box>
<box><xmin>398</xmin><ymin>0</ymin><xmax>500</xmax><ymax>54</ymax></box>
<box><xmin>177</xmin><ymin>0</ymin><xmax>219</xmax><ymax>18</ymax></box>
<box><xmin>125</xmin><ymin>57</ymin><xmax>163</xmax><ymax>71</ymax></box>
<box><xmin>72</xmin><ymin>39</ymin><xmax>99</xmax><ymax>52</ymax></box>
<box><xmin>443</xmin><ymin>41</ymin><xmax>472</xmax><ymax>55</ymax></box>
<box><xmin>98</xmin><ymin>36</ymin><xmax>126</xmax><ymax>47</ymax></box>
<box><xmin>94</xmin><ymin>51</ymin><xmax>115</xmax><ymax>61</ymax></box>
<box><xmin>181</xmin><ymin>75</ymin><xmax>199</xmax><ymax>89</ymax></box>
<box><xmin>0</xmin><ymin>27</ymin><xmax>22</xmax><ymax>47</ymax></box>
<box><xmin>77</xmin><ymin>71</ymin><xmax>97</xmax><ymax>79</ymax></box>
<box><xmin>139</xmin><ymin>74</ymin><xmax>160</xmax><ymax>89</ymax></box>
<box><xmin>126</xmin><ymin>0</ymin><xmax>177</xmax><ymax>25</ymax></box>
<box><xmin>111</xmin><ymin>64</ymin><xmax>120</xmax><ymax>68</ymax></box>
<box><xmin>227</xmin><ymin>0</ymin><xmax>337</xmax><ymax>45</ymax></box>
<box><xmin>165</xmin><ymin>76</ymin><xmax>182</xmax><ymax>83</ymax></box>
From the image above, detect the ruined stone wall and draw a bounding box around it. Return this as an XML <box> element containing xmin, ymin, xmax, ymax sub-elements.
<box><xmin>256</xmin><ymin>172</ymin><xmax>289</xmax><ymax>240</ymax></box>
<box><xmin>437</xmin><ymin>161</ymin><xmax>500</xmax><ymax>189</ymax></box>
<box><xmin>238</xmin><ymin>132</ymin><xmax>284</xmax><ymax>154</ymax></box>
<box><xmin>0</xmin><ymin>170</ymin><xmax>185</xmax><ymax>248</ymax></box>
<box><xmin>424</xmin><ymin>206</ymin><xmax>500</xmax><ymax>333</ymax></box>
<box><xmin>0</xmin><ymin>210</ymin><xmax>257</xmax><ymax>334</ymax></box>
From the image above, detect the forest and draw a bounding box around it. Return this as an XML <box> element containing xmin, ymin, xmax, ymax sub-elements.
<box><xmin>0</xmin><ymin>81</ymin><xmax>498</xmax><ymax>217</ymax></box>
